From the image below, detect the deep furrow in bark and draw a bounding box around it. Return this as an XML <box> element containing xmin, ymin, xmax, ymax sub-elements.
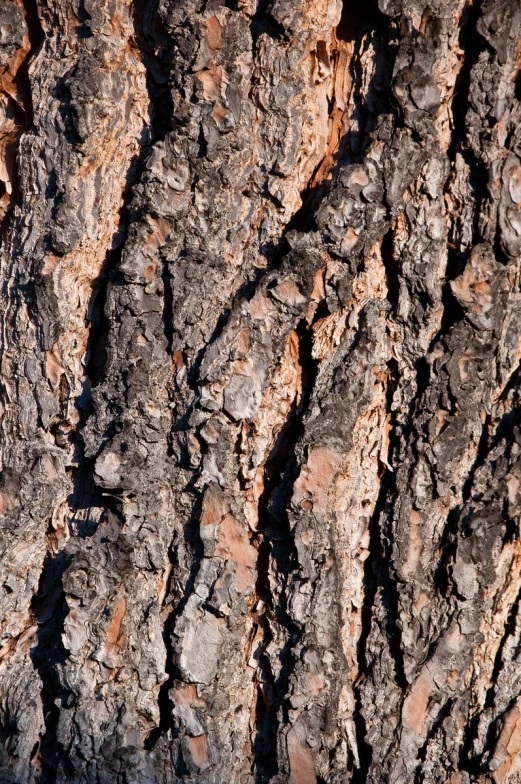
<box><xmin>17</xmin><ymin>0</ymin><xmax>44</xmax><ymax>126</ymax></box>
<box><xmin>28</xmin><ymin>2</ymin><xmax>174</xmax><ymax>770</ymax></box>
<box><xmin>447</xmin><ymin>0</ymin><xmax>489</xmax><ymax>248</ymax></box>
<box><xmin>131</xmin><ymin>0</ymin><xmax>174</xmax><ymax>143</ymax></box>
<box><xmin>459</xmin><ymin>586</ymin><xmax>521</xmax><ymax>775</ymax></box>
<box><xmin>352</xmin><ymin>354</ymin><xmax>402</xmax><ymax>784</ymax></box>
<box><xmin>414</xmin><ymin>699</ymin><xmax>456</xmax><ymax>783</ymax></box>
<box><xmin>0</xmin><ymin>0</ymin><xmax>44</xmax><ymax>237</ymax></box>
<box><xmin>252</xmin><ymin>314</ymin><xmax>320</xmax><ymax>783</ymax></box>
<box><xmin>249</xmin><ymin>0</ymin><xmax>287</xmax><ymax>48</ymax></box>
<box><xmin>145</xmin><ymin>489</ymin><xmax>204</xmax><ymax>748</ymax></box>
<box><xmin>485</xmin><ymin>587</ymin><xmax>521</xmax><ymax>711</ymax></box>
<box><xmin>428</xmin><ymin>0</ymin><xmax>487</xmax><ymax>353</ymax></box>
<box><xmin>30</xmin><ymin>552</ymin><xmax>72</xmax><ymax>783</ymax></box>
<box><xmin>86</xmin><ymin>0</ymin><xmax>181</xmax><ymax>751</ymax></box>
<box><xmin>29</xmin><ymin>165</ymin><xmax>151</xmax><ymax>784</ymax></box>
<box><xmin>157</xmin><ymin>165</ymin><xmax>329</xmax><ymax>754</ymax></box>
<box><xmin>160</xmin><ymin>18</ymin><xmax>368</xmax><ymax>743</ymax></box>
<box><xmin>423</xmin><ymin>0</ymin><xmax>489</xmax><ymax>615</ymax></box>
<box><xmin>185</xmin><ymin>0</ymin><xmax>389</xmax><ymax>405</ymax></box>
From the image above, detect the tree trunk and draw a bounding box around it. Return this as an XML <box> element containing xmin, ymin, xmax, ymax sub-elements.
<box><xmin>1</xmin><ymin>0</ymin><xmax>521</xmax><ymax>781</ymax></box>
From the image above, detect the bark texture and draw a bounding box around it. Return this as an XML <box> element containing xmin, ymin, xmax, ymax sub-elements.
<box><xmin>1</xmin><ymin>0</ymin><xmax>521</xmax><ymax>781</ymax></box>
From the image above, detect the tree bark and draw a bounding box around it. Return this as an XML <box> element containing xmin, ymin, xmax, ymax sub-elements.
<box><xmin>1</xmin><ymin>0</ymin><xmax>521</xmax><ymax>781</ymax></box>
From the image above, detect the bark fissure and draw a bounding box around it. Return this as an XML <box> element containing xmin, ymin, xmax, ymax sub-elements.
<box><xmin>252</xmin><ymin>314</ymin><xmax>320</xmax><ymax>782</ymax></box>
<box><xmin>447</xmin><ymin>0</ymin><xmax>489</xmax><ymax>254</ymax></box>
<box><xmin>17</xmin><ymin>0</ymin><xmax>44</xmax><ymax>125</ymax></box>
<box><xmin>0</xmin><ymin>0</ymin><xmax>43</xmax><ymax>235</ymax></box>
<box><xmin>486</xmin><ymin>587</ymin><xmax>521</xmax><ymax>710</ymax></box>
<box><xmin>131</xmin><ymin>0</ymin><xmax>174</xmax><ymax>143</ymax></box>
<box><xmin>30</xmin><ymin>552</ymin><xmax>72</xmax><ymax>783</ymax></box>
<box><xmin>352</xmin><ymin>356</ymin><xmax>403</xmax><ymax>783</ymax></box>
<box><xmin>26</xmin><ymin>7</ymin><xmax>170</xmax><ymax>770</ymax></box>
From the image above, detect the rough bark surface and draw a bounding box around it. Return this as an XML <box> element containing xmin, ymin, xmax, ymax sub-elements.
<box><xmin>1</xmin><ymin>0</ymin><xmax>521</xmax><ymax>781</ymax></box>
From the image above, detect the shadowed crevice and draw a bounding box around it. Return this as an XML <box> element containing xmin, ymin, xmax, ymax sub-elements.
<box><xmin>30</xmin><ymin>551</ymin><xmax>72</xmax><ymax>784</ymax></box>
<box><xmin>252</xmin><ymin>314</ymin><xmax>321</xmax><ymax>783</ymax></box>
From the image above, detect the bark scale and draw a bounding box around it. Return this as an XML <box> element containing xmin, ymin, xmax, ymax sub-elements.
<box><xmin>1</xmin><ymin>0</ymin><xmax>521</xmax><ymax>782</ymax></box>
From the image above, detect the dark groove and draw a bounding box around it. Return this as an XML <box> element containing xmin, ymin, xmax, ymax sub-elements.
<box><xmin>462</xmin><ymin>414</ymin><xmax>490</xmax><ymax>503</ymax></box>
<box><xmin>161</xmin><ymin>258</ymin><xmax>174</xmax><ymax>354</ymax></box>
<box><xmin>433</xmin><ymin>506</ymin><xmax>462</xmax><ymax>599</ymax></box>
<box><xmin>145</xmin><ymin>489</ymin><xmax>204</xmax><ymax>748</ymax></box>
<box><xmin>132</xmin><ymin>0</ymin><xmax>174</xmax><ymax>142</ymax></box>
<box><xmin>352</xmin><ymin>356</ymin><xmax>403</xmax><ymax>784</ymax></box>
<box><xmin>29</xmin><ymin>1</ymin><xmax>173</xmax><ymax>771</ymax></box>
<box><xmin>427</xmin><ymin>280</ymin><xmax>467</xmax><ymax>354</ymax></box>
<box><xmin>32</xmin><ymin>177</ymin><xmax>146</xmax><ymax>779</ymax></box>
<box><xmin>17</xmin><ymin>0</ymin><xmax>45</xmax><ymax>127</ymax></box>
<box><xmin>0</xmin><ymin>0</ymin><xmax>44</xmax><ymax>237</ymax></box>
<box><xmin>253</xmin><ymin>315</ymin><xmax>320</xmax><ymax>783</ymax></box>
<box><xmin>337</xmin><ymin>0</ymin><xmax>384</xmax><ymax>42</ymax></box>
<box><xmin>414</xmin><ymin>699</ymin><xmax>455</xmax><ymax>782</ymax></box>
<box><xmin>249</xmin><ymin>0</ymin><xmax>288</xmax><ymax>49</ymax></box>
<box><xmin>428</xmin><ymin>0</ymin><xmax>488</xmax><ymax>354</ymax></box>
<box><xmin>185</xmin><ymin>0</ymin><xmax>396</xmax><ymax>400</ymax></box>
<box><xmin>381</xmin><ymin>227</ymin><xmax>399</xmax><ymax>310</ymax></box>
<box><xmin>447</xmin><ymin>0</ymin><xmax>487</xmax><ymax>165</ymax></box>
<box><xmin>30</xmin><ymin>552</ymin><xmax>72</xmax><ymax>783</ymax></box>
<box><xmin>485</xmin><ymin>587</ymin><xmax>521</xmax><ymax>710</ymax></box>
<box><xmin>459</xmin><ymin>587</ymin><xmax>521</xmax><ymax>774</ymax></box>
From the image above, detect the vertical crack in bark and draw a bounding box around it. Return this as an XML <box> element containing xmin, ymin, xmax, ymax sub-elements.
<box><xmin>414</xmin><ymin>698</ymin><xmax>456</xmax><ymax>782</ymax></box>
<box><xmin>73</xmin><ymin>0</ymin><xmax>181</xmax><ymax>752</ymax></box>
<box><xmin>288</xmin><ymin>0</ymin><xmax>395</xmax><ymax>235</ymax></box>
<box><xmin>425</xmin><ymin>0</ymin><xmax>492</xmax><ymax>625</ymax></box>
<box><xmin>352</xmin><ymin>354</ymin><xmax>402</xmax><ymax>784</ymax></box>
<box><xmin>17</xmin><ymin>0</ymin><xmax>44</xmax><ymax>126</ymax></box>
<box><xmin>145</xmin><ymin>489</ymin><xmax>204</xmax><ymax>749</ymax></box>
<box><xmin>186</xmin><ymin>0</ymin><xmax>392</xmax><ymax>401</ymax></box>
<box><xmin>28</xmin><ymin>162</ymin><xmax>150</xmax><ymax>784</ymax></box>
<box><xmin>41</xmin><ymin>0</ymin><xmax>167</xmax><ymax>501</ymax></box>
<box><xmin>132</xmin><ymin>0</ymin><xmax>174</xmax><ymax>142</ymax></box>
<box><xmin>352</xmin><ymin>229</ymin><xmax>404</xmax><ymax>781</ymax></box>
<box><xmin>0</xmin><ymin>0</ymin><xmax>44</xmax><ymax>237</ymax></box>
<box><xmin>486</xmin><ymin>587</ymin><xmax>521</xmax><ymax>707</ymax></box>
<box><xmin>470</xmin><ymin>590</ymin><xmax>521</xmax><ymax>767</ymax></box>
<box><xmin>30</xmin><ymin>551</ymin><xmax>71</xmax><ymax>783</ymax></box>
<box><xmin>152</xmin><ymin>130</ymin><xmax>337</xmax><ymax>752</ymax></box>
<box><xmin>447</xmin><ymin>0</ymin><xmax>489</xmax><ymax>251</ymax></box>
<box><xmin>28</xmin><ymin>2</ymin><xmax>172</xmax><ymax>771</ymax></box>
<box><xmin>252</xmin><ymin>314</ymin><xmax>320</xmax><ymax>783</ymax></box>
<box><xmin>161</xmin><ymin>255</ymin><xmax>175</xmax><ymax>357</ymax></box>
<box><xmin>459</xmin><ymin>569</ymin><xmax>521</xmax><ymax>774</ymax></box>
<box><xmin>435</xmin><ymin>413</ymin><xmax>490</xmax><ymax>600</ymax></box>
<box><xmin>432</xmin><ymin>0</ymin><xmax>487</xmax><ymax>349</ymax></box>
<box><xmin>71</xmin><ymin>135</ymin><xmax>152</xmax><ymax>503</ymax></box>
<box><xmin>249</xmin><ymin>0</ymin><xmax>287</xmax><ymax>64</ymax></box>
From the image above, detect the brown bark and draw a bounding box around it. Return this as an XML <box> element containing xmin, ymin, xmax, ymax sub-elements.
<box><xmin>1</xmin><ymin>0</ymin><xmax>521</xmax><ymax>782</ymax></box>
